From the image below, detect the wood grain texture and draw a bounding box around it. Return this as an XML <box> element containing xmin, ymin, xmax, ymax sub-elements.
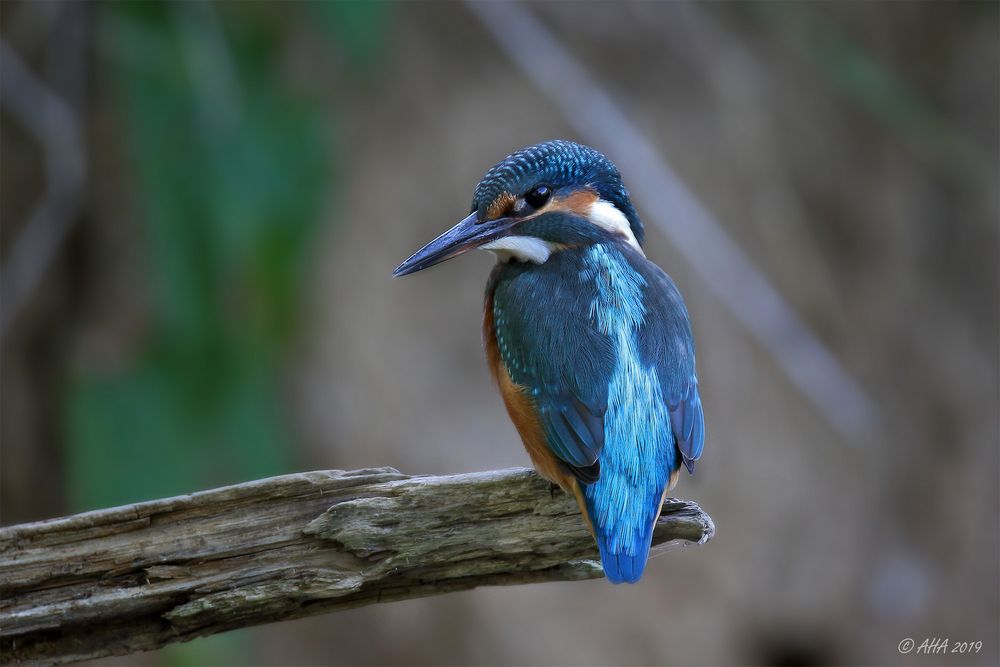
<box><xmin>0</xmin><ymin>467</ymin><xmax>714</xmax><ymax>665</ymax></box>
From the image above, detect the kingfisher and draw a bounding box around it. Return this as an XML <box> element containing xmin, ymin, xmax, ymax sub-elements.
<box><xmin>394</xmin><ymin>140</ymin><xmax>705</xmax><ymax>583</ymax></box>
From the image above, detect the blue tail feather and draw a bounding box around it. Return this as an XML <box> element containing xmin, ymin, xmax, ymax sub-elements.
<box><xmin>594</xmin><ymin>518</ymin><xmax>656</xmax><ymax>584</ymax></box>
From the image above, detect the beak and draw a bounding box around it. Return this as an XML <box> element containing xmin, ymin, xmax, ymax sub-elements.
<box><xmin>393</xmin><ymin>211</ymin><xmax>518</xmax><ymax>277</ymax></box>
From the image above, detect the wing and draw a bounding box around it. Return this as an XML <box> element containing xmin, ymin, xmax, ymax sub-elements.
<box><xmin>635</xmin><ymin>258</ymin><xmax>706</xmax><ymax>474</ymax></box>
<box><xmin>668</xmin><ymin>379</ymin><xmax>705</xmax><ymax>473</ymax></box>
<box><xmin>491</xmin><ymin>257</ymin><xmax>615</xmax><ymax>484</ymax></box>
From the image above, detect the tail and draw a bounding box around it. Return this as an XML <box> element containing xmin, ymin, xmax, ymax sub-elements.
<box><xmin>593</xmin><ymin>518</ymin><xmax>656</xmax><ymax>584</ymax></box>
<box><xmin>566</xmin><ymin>478</ymin><xmax>651</xmax><ymax>583</ymax></box>
<box><xmin>579</xmin><ymin>463</ymin><xmax>676</xmax><ymax>584</ymax></box>
<box><xmin>583</xmin><ymin>480</ymin><xmax>672</xmax><ymax>584</ymax></box>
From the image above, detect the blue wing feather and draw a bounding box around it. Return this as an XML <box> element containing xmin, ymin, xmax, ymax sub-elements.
<box><xmin>668</xmin><ymin>381</ymin><xmax>705</xmax><ymax>473</ymax></box>
<box><xmin>540</xmin><ymin>396</ymin><xmax>599</xmax><ymax>467</ymax></box>
<box><xmin>491</xmin><ymin>255</ymin><xmax>614</xmax><ymax>483</ymax></box>
<box><xmin>636</xmin><ymin>258</ymin><xmax>705</xmax><ymax>475</ymax></box>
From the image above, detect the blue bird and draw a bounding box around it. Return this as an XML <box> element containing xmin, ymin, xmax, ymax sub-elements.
<box><xmin>394</xmin><ymin>141</ymin><xmax>705</xmax><ymax>583</ymax></box>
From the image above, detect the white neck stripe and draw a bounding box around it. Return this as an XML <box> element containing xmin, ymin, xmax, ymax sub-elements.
<box><xmin>587</xmin><ymin>199</ymin><xmax>644</xmax><ymax>255</ymax></box>
<box><xmin>480</xmin><ymin>236</ymin><xmax>558</xmax><ymax>264</ymax></box>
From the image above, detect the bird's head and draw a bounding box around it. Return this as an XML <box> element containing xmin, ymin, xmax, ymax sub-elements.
<box><xmin>393</xmin><ymin>140</ymin><xmax>644</xmax><ymax>276</ymax></box>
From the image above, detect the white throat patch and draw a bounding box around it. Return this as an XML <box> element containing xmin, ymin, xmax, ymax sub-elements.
<box><xmin>480</xmin><ymin>236</ymin><xmax>559</xmax><ymax>264</ymax></box>
<box><xmin>587</xmin><ymin>199</ymin><xmax>644</xmax><ymax>255</ymax></box>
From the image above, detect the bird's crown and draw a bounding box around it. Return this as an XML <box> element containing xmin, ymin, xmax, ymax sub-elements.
<box><xmin>471</xmin><ymin>140</ymin><xmax>644</xmax><ymax>246</ymax></box>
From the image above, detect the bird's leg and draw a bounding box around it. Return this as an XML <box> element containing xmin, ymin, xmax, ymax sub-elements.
<box><xmin>549</xmin><ymin>481</ymin><xmax>561</xmax><ymax>499</ymax></box>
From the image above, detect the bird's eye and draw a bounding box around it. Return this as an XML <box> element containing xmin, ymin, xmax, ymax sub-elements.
<box><xmin>524</xmin><ymin>185</ymin><xmax>551</xmax><ymax>209</ymax></box>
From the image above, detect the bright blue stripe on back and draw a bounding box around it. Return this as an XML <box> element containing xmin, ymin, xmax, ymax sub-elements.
<box><xmin>579</xmin><ymin>245</ymin><xmax>675</xmax><ymax>583</ymax></box>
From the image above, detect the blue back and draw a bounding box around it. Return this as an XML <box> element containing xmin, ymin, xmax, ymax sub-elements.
<box><xmin>489</xmin><ymin>232</ymin><xmax>704</xmax><ymax>583</ymax></box>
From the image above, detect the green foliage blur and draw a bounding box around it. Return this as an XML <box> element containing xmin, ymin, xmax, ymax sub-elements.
<box><xmin>64</xmin><ymin>1</ymin><xmax>388</xmax><ymax>514</ymax></box>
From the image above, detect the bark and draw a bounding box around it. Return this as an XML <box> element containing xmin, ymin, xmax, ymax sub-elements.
<box><xmin>0</xmin><ymin>467</ymin><xmax>714</xmax><ymax>665</ymax></box>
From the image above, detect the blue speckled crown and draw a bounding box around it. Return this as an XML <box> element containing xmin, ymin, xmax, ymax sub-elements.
<box><xmin>472</xmin><ymin>140</ymin><xmax>644</xmax><ymax>246</ymax></box>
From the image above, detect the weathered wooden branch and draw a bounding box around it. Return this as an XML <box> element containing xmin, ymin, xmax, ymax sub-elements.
<box><xmin>0</xmin><ymin>467</ymin><xmax>714</xmax><ymax>665</ymax></box>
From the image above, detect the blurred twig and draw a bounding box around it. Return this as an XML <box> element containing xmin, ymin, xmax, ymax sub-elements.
<box><xmin>0</xmin><ymin>467</ymin><xmax>713</xmax><ymax>665</ymax></box>
<box><xmin>0</xmin><ymin>2</ymin><xmax>87</xmax><ymax>340</ymax></box>
<box><xmin>466</xmin><ymin>0</ymin><xmax>880</xmax><ymax>443</ymax></box>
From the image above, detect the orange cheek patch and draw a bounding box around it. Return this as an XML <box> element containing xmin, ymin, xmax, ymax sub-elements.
<box><xmin>486</xmin><ymin>192</ymin><xmax>517</xmax><ymax>220</ymax></box>
<box><xmin>548</xmin><ymin>189</ymin><xmax>599</xmax><ymax>216</ymax></box>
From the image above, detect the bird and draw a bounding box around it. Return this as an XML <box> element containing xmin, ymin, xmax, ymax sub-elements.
<box><xmin>393</xmin><ymin>140</ymin><xmax>704</xmax><ymax>583</ymax></box>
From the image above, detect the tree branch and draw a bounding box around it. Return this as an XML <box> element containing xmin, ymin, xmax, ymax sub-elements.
<box><xmin>0</xmin><ymin>467</ymin><xmax>714</xmax><ymax>665</ymax></box>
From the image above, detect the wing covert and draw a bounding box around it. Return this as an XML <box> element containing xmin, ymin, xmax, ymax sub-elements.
<box><xmin>491</xmin><ymin>258</ymin><xmax>614</xmax><ymax>484</ymax></box>
<box><xmin>668</xmin><ymin>380</ymin><xmax>705</xmax><ymax>473</ymax></box>
<box><xmin>634</xmin><ymin>256</ymin><xmax>706</xmax><ymax>474</ymax></box>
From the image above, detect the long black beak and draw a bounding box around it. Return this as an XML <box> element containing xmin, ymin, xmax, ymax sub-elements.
<box><xmin>393</xmin><ymin>211</ymin><xmax>517</xmax><ymax>277</ymax></box>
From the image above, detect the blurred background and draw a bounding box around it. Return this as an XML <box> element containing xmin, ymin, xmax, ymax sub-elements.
<box><xmin>1</xmin><ymin>1</ymin><xmax>997</xmax><ymax>665</ymax></box>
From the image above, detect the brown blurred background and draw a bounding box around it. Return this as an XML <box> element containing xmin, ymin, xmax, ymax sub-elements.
<box><xmin>1</xmin><ymin>1</ymin><xmax>997</xmax><ymax>665</ymax></box>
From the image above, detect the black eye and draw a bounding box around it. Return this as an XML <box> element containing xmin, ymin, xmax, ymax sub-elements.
<box><xmin>524</xmin><ymin>185</ymin><xmax>551</xmax><ymax>209</ymax></box>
